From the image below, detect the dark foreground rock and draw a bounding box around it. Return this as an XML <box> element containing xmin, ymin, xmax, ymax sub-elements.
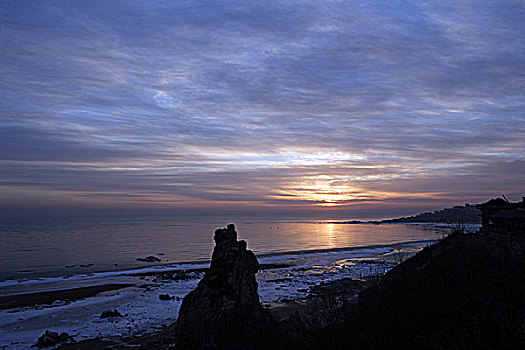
<box><xmin>175</xmin><ymin>224</ymin><xmax>269</xmax><ymax>349</ymax></box>
<box><xmin>281</xmin><ymin>231</ymin><xmax>525</xmax><ymax>350</ymax></box>
<box><xmin>353</xmin><ymin>232</ymin><xmax>525</xmax><ymax>349</ymax></box>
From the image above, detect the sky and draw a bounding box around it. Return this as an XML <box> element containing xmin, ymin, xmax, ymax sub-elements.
<box><xmin>0</xmin><ymin>0</ymin><xmax>524</xmax><ymax>220</ymax></box>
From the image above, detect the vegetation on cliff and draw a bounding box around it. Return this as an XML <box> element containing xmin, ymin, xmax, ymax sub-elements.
<box><xmin>276</xmin><ymin>231</ymin><xmax>525</xmax><ymax>349</ymax></box>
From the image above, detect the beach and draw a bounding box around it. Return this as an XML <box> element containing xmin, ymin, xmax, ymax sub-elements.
<box><xmin>0</xmin><ymin>221</ymin><xmax>443</xmax><ymax>349</ymax></box>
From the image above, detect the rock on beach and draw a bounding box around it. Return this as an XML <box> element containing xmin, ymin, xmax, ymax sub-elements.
<box><xmin>175</xmin><ymin>224</ymin><xmax>265</xmax><ymax>349</ymax></box>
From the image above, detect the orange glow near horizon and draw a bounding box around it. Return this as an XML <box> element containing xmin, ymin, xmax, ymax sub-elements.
<box><xmin>275</xmin><ymin>174</ymin><xmax>359</xmax><ymax>207</ymax></box>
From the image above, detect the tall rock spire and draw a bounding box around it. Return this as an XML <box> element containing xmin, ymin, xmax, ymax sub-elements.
<box><xmin>175</xmin><ymin>224</ymin><xmax>264</xmax><ymax>349</ymax></box>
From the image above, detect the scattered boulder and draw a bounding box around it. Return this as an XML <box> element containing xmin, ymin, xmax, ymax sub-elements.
<box><xmin>36</xmin><ymin>330</ymin><xmax>69</xmax><ymax>347</ymax></box>
<box><xmin>156</xmin><ymin>270</ymin><xmax>190</xmax><ymax>281</ymax></box>
<box><xmin>136</xmin><ymin>256</ymin><xmax>161</xmax><ymax>262</ymax></box>
<box><xmin>100</xmin><ymin>309</ymin><xmax>122</xmax><ymax>318</ymax></box>
<box><xmin>175</xmin><ymin>224</ymin><xmax>267</xmax><ymax>349</ymax></box>
<box><xmin>159</xmin><ymin>294</ymin><xmax>175</xmax><ymax>301</ymax></box>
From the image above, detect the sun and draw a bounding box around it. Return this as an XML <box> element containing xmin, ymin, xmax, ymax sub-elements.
<box><xmin>319</xmin><ymin>202</ymin><xmax>340</xmax><ymax>207</ymax></box>
<box><xmin>278</xmin><ymin>175</ymin><xmax>357</xmax><ymax>207</ymax></box>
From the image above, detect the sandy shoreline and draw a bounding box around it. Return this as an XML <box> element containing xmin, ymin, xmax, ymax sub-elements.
<box><xmin>0</xmin><ymin>242</ymin><xmax>426</xmax><ymax>349</ymax></box>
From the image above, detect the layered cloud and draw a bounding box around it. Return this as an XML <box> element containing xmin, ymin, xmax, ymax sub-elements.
<box><xmin>0</xmin><ymin>0</ymin><xmax>524</xmax><ymax>219</ymax></box>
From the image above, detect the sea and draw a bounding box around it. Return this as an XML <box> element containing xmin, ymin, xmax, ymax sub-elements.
<box><xmin>0</xmin><ymin>217</ymin><xmax>460</xmax><ymax>348</ymax></box>
<box><xmin>0</xmin><ymin>217</ymin><xmax>450</xmax><ymax>281</ymax></box>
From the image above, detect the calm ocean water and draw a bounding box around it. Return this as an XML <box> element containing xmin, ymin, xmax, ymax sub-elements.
<box><xmin>0</xmin><ymin>217</ymin><xmax>449</xmax><ymax>281</ymax></box>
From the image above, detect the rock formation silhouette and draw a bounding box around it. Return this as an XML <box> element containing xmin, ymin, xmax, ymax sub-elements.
<box><xmin>175</xmin><ymin>224</ymin><xmax>265</xmax><ymax>349</ymax></box>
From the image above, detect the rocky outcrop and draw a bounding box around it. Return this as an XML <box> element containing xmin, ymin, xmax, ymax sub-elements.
<box><xmin>36</xmin><ymin>330</ymin><xmax>70</xmax><ymax>348</ymax></box>
<box><xmin>175</xmin><ymin>224</ymin><xmax>265</xmax><ymax>349</ymax></box>
<box><xmin>100</xmin><ymin>309</ymin><xmax>122</xmax><ymax>319</ymax></box>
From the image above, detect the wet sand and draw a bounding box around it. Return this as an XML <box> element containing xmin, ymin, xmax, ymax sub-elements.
<box><xmin>0</xmin><ymin>283</ymin><xmax>134</xmax><ymax>310</ymax></box>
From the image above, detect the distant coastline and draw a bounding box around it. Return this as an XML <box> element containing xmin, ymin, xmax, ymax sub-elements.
<box><xmin>329</xmin><ymin>203</ymin><xmax>481</xmax><ymax>225</ymax></box>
